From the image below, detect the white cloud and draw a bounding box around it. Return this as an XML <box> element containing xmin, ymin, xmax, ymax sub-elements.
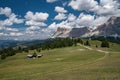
<box><xmin>46</xmin><ymin>0</ymin><xmax>58</xmax><ymax>3</ymax></box>
<box><xmin>92</xmin><ymin>0</ymin><xmax>120</xmax><ymax>16</ymax></box>
<box><xmin>25</xmin><ymin>11</ymin><xmax>49</xmax><ymax>27</ymax></box>
<box><xmin>0</xmin><ymin>33</ymin><xmax>7</xmax><ymax>36</ymax></box>
<box><xmin>48</xmin><ymin>20</ymin><xmax>73</xmax><ymax>31</ymax></box>
<box><xmin>93</xmin><ymin>16</ymin><xmax>109</xmax><ymax>27</ymax></box>
<box><xmin>62</xmin><ymin>2</ymin><xmax>68</xmax><ymax>6</ymax></box>
<box><xmin>26</xmin><ymin>26</ymin><xmax>40</xmax><ymax>31</ymax></box>
<box><xmin>0</xmin><ymin>32</ymin><xmax>23</xmax><ymax>37</ymax></box>
<box><xmin>55</xmin><ymin>6</ymin><xmax>67</xmax><ymax>13</ymax></box>
<box><xmin>0</xmin><ymin>19</ymin><xmax>13</xmax><ymax>26</ymax></box>
<box><xmin>0</xmin><ymin>7</ymin><xmax>24</xmax><ymax>39</ymax></box>
<box><xmin>76</xmin><ymin>13</ymin><xmax>95</xmax><ymax>27</ymax></box>
<box><xmin>49</xmin><ymin>12</ymin><xmax>111</xmax><ymax>31</ymax></box>
<box><xmin>25</xmin><ymin>11</ymin><xmax>49</xmax><ymax>37</ymax></box>
<box><xmin>0</xmin><ymin>7</ymin><xmax>24</xmax><ymax>27</ymax></box>
<box><xmin>68</xmin><ymin>0</ymin><xmax>98</xmax><ymax>11</ymax></box>
<box><xmin>68</xmin><ymin>0</ymin><xmax>120</xmax><ymax>17</ymax></box>
<box><xmin>54</xmin><ymin>6</ymin><xmax>67</xmax><ymax>20</ymax></box>
<box><xmin>101</xmin><ymin>1</ymin><xmax>119</xmax><ymax>16</ymax></box>
<box><xmin>49</xmin><ymin>13</ymin><xmax>94</xmax><ymax>32</ymax></box>
<box><xmin>57</xmin><ymin>20</ymin><xmax>73</xmax><ymax>28</ymax></box>
<box><xmin>25</xmin><ymin>11</ymin><xmax>49</xmax><ymax>21</ymax></box>
<box><xmin>9</xmin><ymin>32</ymin><xmax>23</xmax><ymax>36</ymax></box>
<box><xmin>6</xmin><ymin>27</ymin><xmax>18</xmax><ymax>32</ymax></box>
<box><xmin>54</xmin><ymin>13</ymin><xmax>67</xmax><ymax>20</ymax></box>
<box><xmin>0</xmin><ymin>7</ymin><xmax>12</xmax><ymax>17</ymax></box>
<box><xmin>48</xmin><ymin>22</ymin><xmax>57</xmax><ymax>30</ymax></box>
<box><xmin>68</xmin><ymin>13</ymin><xmax>76</xmax><ymax>22</ymax></box>
<box><xmin>25</xmin><ymin>20</ymin><xmax>47</xmax><ymax>26</ymax></box>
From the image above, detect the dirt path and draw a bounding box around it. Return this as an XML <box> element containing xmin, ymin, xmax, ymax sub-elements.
<box><xmin>78</xmin><ymin>44</ymin><xmax>93</xmax><ymax>50</ymax></box>
<box><xmin>78</xmin><ymin>44</ymin><xmax>109</xmax><ymax>53</ymax></box>
<box><xmin>78</xmin><ymin>44</ymin><xmax>110</xmax><ymax>62</ymax></box>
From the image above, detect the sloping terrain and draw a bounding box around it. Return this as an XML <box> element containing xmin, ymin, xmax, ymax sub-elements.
<box><xmin>0</xmin><ymin>41</ymin><xmax>120</xmax><ymax>80</ymax></box>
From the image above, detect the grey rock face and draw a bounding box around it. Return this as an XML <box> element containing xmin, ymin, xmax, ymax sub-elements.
<box><xmin>93</xmin><ymin>16</ymin><xmax>120</xmax><ymax>37</ymax></box>
<box><xmin>69</xmin><ymin>27</ymin><xmax>91</xmax><ymax>38</ymax></box>
<box><xmin>52</xmin><ymin>16</ymin><xmax>120</xmax><ymax>38</ymax></box>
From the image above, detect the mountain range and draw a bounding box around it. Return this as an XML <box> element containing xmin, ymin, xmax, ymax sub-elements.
<box><xmin>52</xmin><ymin>16</ymin><xmax>120</xmax><ymax>38</ymax></box>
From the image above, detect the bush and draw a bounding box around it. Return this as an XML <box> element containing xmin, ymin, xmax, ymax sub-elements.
<box><xmin>84</xmin><ymin>40</ymin><xmax>90</xmax><ymax>46</ymax></box>
<box><xmin>37</xmin><ymin>48</ymin><xmax>41</xmax><ymax>52</ymax></box>
<box><xmin>1</xmin><ymin>53</ymin><xmax>6</xmax><ymax>60</ymax></box>
<box><xmin>33</xmin><ymin>52</ymin><xmax>37</xmax><ymax>57</ymax></box>
<box><xmin>101</xmin><ymin>40</ymin><xmax>109</xmax><ymax>48</ymax></box>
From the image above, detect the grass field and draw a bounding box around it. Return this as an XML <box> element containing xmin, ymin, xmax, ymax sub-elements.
<box><xmin>0</xmin><ymin>40</ymin><xmax>120</xmax><ymax>80</ymax></box>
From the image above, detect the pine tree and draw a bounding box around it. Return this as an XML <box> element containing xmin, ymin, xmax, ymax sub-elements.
<box><xmin>85</xmin><ymin>40</ymin><xmax>90</xmax><ymax>46</ymax></box>
<box><xmin>33</xmin><ymin>52</ymin><xmax>37</xmax><ymax>57</ymax></box>
<box><xmin>101</xmin><ymin>40</ymin><xmax>109</xmax><ymax>48</ymax></box>
<box><xmin>1</xmin><ymin>53</ymin><xmax>6</xmax><ymax>60</ymax></box>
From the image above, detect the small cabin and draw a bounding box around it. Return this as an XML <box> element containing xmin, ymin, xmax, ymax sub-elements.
<box><xmin>38</xmin><ymin>54</ymin><xmax>43</xmax><ymax>58</ymax></box>
<box><xmin>27</xmin><ymin>54</ymin><xmax>33</xmax><ymax>58</ymax></box>
<box><xmin>27</xmin><ymin>54</ymin><xmax>43</xmax><ymax>58</ymax></box>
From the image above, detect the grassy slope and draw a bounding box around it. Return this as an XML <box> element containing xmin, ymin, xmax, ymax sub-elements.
<box><xmin>0</xmin><ymin>41</ymin><xmax>120</xmax><ymax>80</ymax></box>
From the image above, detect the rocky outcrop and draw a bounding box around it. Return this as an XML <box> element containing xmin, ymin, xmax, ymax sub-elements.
<box><xmin>51</xmin><ymin>27</ymin><xmax>92</xmax><ymax>38</ymax></box>
<box><xmin>92</xmin><ymin>16</ymin><xmax>120</xmax><ymax>37</ymax></box>
<box><xmin>52</xmin><ymin>16</ymin><xmax>120</xmax><ymax>38</ymax></box>
<box><xmin>51</xmin><ymin>27</ymin><xmax>71</xmax><ymax>38</ymax></box>
<box><xmin>69</xmin><ymin>27</ymin><xmax>92</xmax><ymax>38</ymax></box>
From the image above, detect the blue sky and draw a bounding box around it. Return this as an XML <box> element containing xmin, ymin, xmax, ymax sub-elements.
<box><xmin>0</xmin><ymin>0</ymin><xmax>120</xmax><ymax>40</ymax></box>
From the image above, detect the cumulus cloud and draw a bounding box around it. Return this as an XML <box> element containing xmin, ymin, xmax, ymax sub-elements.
<box><xmin>5</xmin><ymin>27</ymin><xmax>18</xmax><ymax>32</ymax></box>
<box><xmin>25</xmin><ymin>20</ymin><xmax>47</xmax><ymax>26</ymax></box>
<box><xmin>76</xmin><ymin>13</ymin><xmax>95</xmax><ymax>27</ymax></box>
<box><xmin>0</xmin><ymin>10</ymin><xmax>49</xmax><ymax>40</ymax></box>
<box><xmin>48</xmin><ymin>20</ymin><xmax>74</xmax><ymax>31</ymax></box>
<box><xmin>54</xmin><ymin>6</ymin><xmax>67</xmax><ymax>20</ymax></box>
<box><xmin>75</xmin><ymin>13</ymin><xmax>110</xmax><ymax>28</ymax></box>
<box><xmin>9</xmin><ymin>32</ymin><xmax>23</xmax><ymax>36</ymax></box>
<box><xmin>46</xmin><ymin>0</ymin><xmax>58</xmax><ymax>3</ymax></box>
<box><xmin>1</xmin><ymin>0</ymin><xmax>120</xmax><ymax>40</ymax></box>
<box><xmin>68</xmin><ymin>13</ymin><xmax>76</xmax><ymax>22</ymax></box>
<box><xmin>25</xmin><ymin>11</ymin><xmax>49</xmax><ymax>35</ymax></box>
<box><xmin>25</xmin><ymin>11</ymin><xmax>49</xmax><ymax>27</ymax></box>
<box><xmin>66</xmin><ymin>0</ymin><xmax>120</xmax><ymax>29</ymax></box>
<box><xmin>48</xmin><ymin>22</ymin><xmax>57</xmax><ymax>30</ymax></box>
<box><xmin>26</xmin><ymin>26</ymin><xmax>40</xmax><ymax>31</ymax></box>
<box><xmin>49</xmin><ymin>12</ymin><xmax>110</xmax><ymax>32</ymax></box>
<box><xmin>0</xmin><ymin>7</ymin><xmax>24</xmax><ymax>27</ymax></box>
<box><xmin>68</xmin><ymin>0</ymin><xmax>98</xmax><ymax>11</ymax></box>
<box><xmin>0</xmin><ymin>7</ymin><xmax>24</xmax><ymax>39</ymax></box>
<box><xmin>68</xmin><ymin>0</ymin><xmax>120</xmax><ymax>17</ymax></box>
<box><xmin>54</xmin><ymin>13</ymin><xmax>67</xmax><ymax>20</ymax></box>
<box><xmin>0</xmin><ymin>7</ymin><xmax>12</xmax><ymax>17</ymax></box>
<box><xmin>55</xmin><ymin>6</ymin><xmax>67</xmax><ymax>13</ymax></box>
<box><xmin>25</xmin><ymin>11</ymin><xmax>49</xmax><ymax>21</ymax></box>
<box><xmin>93</xmin><ymin>16</ymin><xmax>109</xmax><ymax>27</ymax></box>
<box><xmin>0</xmin><ymin>32</ymin><xmax>23</xmax><ymax>37</ymax></box>
<box><xmin>92</xmin><ymin>0</ymin><xmax>120</xmax><ymax>16</ymax></box>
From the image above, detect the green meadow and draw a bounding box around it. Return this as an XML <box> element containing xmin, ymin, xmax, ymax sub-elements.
<box><xmin>0</xmin><ymin>40</ymin><xmax>120</xmax><ymax>80</ymax></box>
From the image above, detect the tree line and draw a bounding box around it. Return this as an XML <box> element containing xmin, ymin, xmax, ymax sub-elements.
<box><xmin>0</xmin><ymin>38</ymin><xmax>110</xmax><ymax>60</ymax></box>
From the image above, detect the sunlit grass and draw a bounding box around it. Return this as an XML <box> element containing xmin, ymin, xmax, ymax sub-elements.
<box><xmin>0</xmin><ymin>40</ymin><xmax>120</xmax><ymax>80</ymax></box>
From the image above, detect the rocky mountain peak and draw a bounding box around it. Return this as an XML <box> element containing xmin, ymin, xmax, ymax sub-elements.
<box><xmin>93</xmin><ymin>16</ymin><xmax>120</xmax><ymax>37</ymax></box>
<box><xmin>51</xmin><ymin>16</ymin><xmax>120</xmax><ymax>38</ymax></box>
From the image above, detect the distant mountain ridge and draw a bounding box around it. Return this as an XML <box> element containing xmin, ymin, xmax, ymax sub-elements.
<box><xmin>92</xmin><ymin>16</ymin><xmax>120</xmax><ymax>37</ymax></box>
<box><xmin>51</xmin><ymin>27</ymin><xmax>71</xmax><ymax>38</ymax></box>
<box><xmin>51</xmin><ymin>27</ymin><xmax>92</xmax><ymax>38</ymax></box>
<box><xmin>52</xmin><ymin>16</ymin><xmax>120</xmax><ymax>38</ymax></box>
